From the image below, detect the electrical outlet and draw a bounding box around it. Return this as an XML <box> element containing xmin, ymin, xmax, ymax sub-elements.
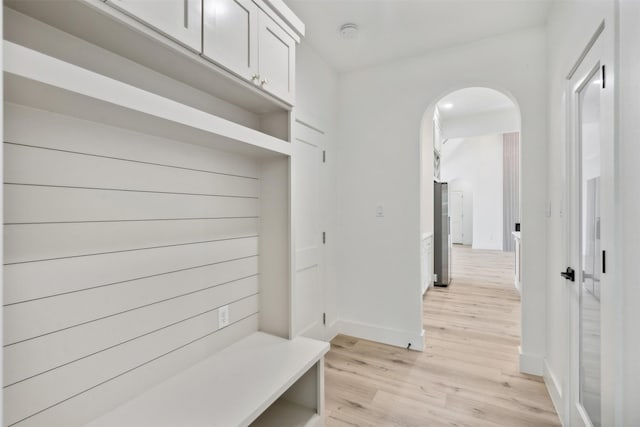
<box><xmin>376</xmin><ymin>205</ymin><xmax>384</xmax><ymax>217</ymax></box>
<box><xmin>218</xmin><ymin>305</ymin><xmax>230</xmax><ymax>329</ymax></box>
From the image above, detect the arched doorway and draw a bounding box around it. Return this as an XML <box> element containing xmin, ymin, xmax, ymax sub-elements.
<box><xmin>419</xmin><ymin>86</ymin><xmax>526</xmax><ymax>366</ymax></box>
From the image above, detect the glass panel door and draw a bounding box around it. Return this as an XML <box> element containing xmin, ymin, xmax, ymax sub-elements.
<box><xmin>578</xmin><ymin>68</ymin><xmax>601</xmax><ymax>427</ymax></box>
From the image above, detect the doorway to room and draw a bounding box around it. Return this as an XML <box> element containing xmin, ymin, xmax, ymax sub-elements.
<box><xmin>419</xmin><ymin>86</ymin><xmax>525</xmax><ymax>368</ymax></box>
<box><xmin>425</xmin><ymin>87</ymin><xmax>521</xmax><ymax>289</ymax></box>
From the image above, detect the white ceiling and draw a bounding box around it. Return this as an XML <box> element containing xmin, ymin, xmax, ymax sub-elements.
<box><xmin>437</xmin><ymin>87</ymin><xmax>515</xmax><ymax>119</ymax></box>
<box><xmin>285</xmin><ymin>0</ymin><xmax>552</xmax><ymax>72</ymax></box>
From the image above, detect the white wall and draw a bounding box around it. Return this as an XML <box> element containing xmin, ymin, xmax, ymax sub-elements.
<box><xmin>296</xmin><ymin>42</ymin><xmax>339</xmax><ymax>137</ymax></box>
<box><xmin>336</xmin><ymin>27</ymin><xmax>548</xmax><ymax>359</ymax></box>
<box><xmin>441</xmin><ymin>107</ymin><xmax>519</xmax><ymax>140</ymax></box>
<box><xmin>441</xmin><ymin>135</ymin><xmax>503</xmax><ymax>250</ymax></box>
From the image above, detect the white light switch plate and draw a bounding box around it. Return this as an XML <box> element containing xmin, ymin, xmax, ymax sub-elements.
<box><xmin>218</xmin><ymin>305</ymin><xmax>230</xmax><ymax>329</ymax></box>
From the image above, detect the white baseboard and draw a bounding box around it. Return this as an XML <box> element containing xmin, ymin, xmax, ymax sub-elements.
<box><xmin>296</xmin><ymin>321</ymin><xmax>319</xmax><ymax>338</ymax></box>
<box><xmin>544</xmin><ymin>359</ymin><xmax>566</xmax><ymax>425</ymax></box>
<box><xmin>519</xmin><ymin>346</ymin><xmax>544</xmax><ymax>375</ymax></box>
<box><xmin>337</xmin><ymin>319</ymin><xmax>425</xmax><ymax>351</ymax></box>
<box><xmin>325</xmin><ymin>320</ymin><xmax>340</xmax><ymax>342</ymax></box>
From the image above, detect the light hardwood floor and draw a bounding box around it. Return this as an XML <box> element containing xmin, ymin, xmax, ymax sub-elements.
<box><xmin>324</xmin><ymin>245</ymin><xmax>561</xmax><ymax>426</ymax></box>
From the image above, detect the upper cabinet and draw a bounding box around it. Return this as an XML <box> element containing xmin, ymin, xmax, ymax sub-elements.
<box><xmin>7</xmin><ymin>0</ymin><xmax>304</xmax><ymax>109</ymax></box>
<box><xmin>105</xmin><ymin>0</ymin><xmax>300</xmax><ymax>106</ymax></box>
<box><xmin>202</xmin><ymin>0</ymin><xmax>259</xmax><ymax>83</ymax></box>
<box><xmin>202</xmin><ymin>0</ymin><xmax>295</xmax><ymax>105</ymax></box>
<box><xmin>106</xmin><ymin>0</ymin><xmax>203</xmax><ymax>52</ymax></box>
<box><xmin>257</xmin><ymin>9</ymin><xmax>295</xmax><ymax>105</ymax></box>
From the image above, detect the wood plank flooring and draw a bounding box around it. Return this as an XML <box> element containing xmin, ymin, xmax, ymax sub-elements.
<box><xmin>324</xmin><ymin>246</ymin><xmax>560</xmax><ymax>426</ymax></box>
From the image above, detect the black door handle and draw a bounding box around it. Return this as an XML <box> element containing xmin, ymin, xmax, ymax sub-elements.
<box><xmin>561</xmin><ymin>267</ymin><xmax>575</xmax><ymax>282</ymax></box>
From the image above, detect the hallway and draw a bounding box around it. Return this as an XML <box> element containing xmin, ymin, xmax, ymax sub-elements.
<box><xmin>324</xmin><ymin>246</ymin><xmax>560</xmax><ymax>426</ymax></box>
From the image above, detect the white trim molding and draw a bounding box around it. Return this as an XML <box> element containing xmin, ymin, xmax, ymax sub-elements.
<box><xmin>325</xmin><ymin>320</ymin><xmax>340</xmax><ymax>343</ymax></box>
<box><xmin>544</xmin><ymin>359</ymin><xmax>566</xmax><ymax>425</ymax></box>
<box><xmin>519</xmin><ymin>346</ymin><xmax>544</xmax><ymax>375</ymax></box>
<box><xmin>337</xmin><ymin>319</ymin><xmax>425</xmax><ymax>352</ymax></box>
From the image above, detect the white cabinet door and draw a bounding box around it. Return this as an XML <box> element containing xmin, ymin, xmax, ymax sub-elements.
<box><xmin>202</xmin><ymin>0</ymin><xmax>259</xmax><ymax>81</ymax></box>
<box><xmin>107</xmin><ymin>0</ymin><xmax>202</xmax><ymax>51</ymax></box>
<box><xmin>292</xmin><ymin>119</ymin><xmax>325</xmax><ymax>340</ymax></box>
<box><xmin>258</xmin><ymin>10</ymin><xmax>295</xmax><ymax>105</ymax></box>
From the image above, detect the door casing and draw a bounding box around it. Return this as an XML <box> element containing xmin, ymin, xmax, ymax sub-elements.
<box><xmin>565</xmin><ymin>21</ymin><xmax>618</xmax><ymax>427</ymax></box>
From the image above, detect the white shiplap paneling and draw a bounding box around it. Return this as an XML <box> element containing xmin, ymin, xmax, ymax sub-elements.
<box><xmin>4</xmin><ymin>236</ymin><xmax>259</xmax><ymax>306</ymax></box>
<box><xmin>4</xmin><ymin>103</ymin><xmax>261</xmax><ymax>179</ymax></box>
<box><xmin>5</xmin><ymin>295</ymin><xmax>259</xmax><ymax>426</ymax></box>
<box><xmin>4</xmin><ymin>273</ymin><xmax>259</xmax><ymax>386</ymax></box>
<box><xmin>11</xmin><ymin>315</ymin><xmax>260</xmax><ymax>427</ymax></box>
<box><xmin>4</xmin><ymin>142</ymin><xmax>260</xmax><ymax>197</ymax></box>
<box><xmin>4</xmin><ymin>184</ymin><xmax>259</xmax><ymax>224</ymax></box>
<box><xmin>4</xmin><ymin>217</ymin><xmax>258</xmax><ymax>264</ymax></box>
<box><xmin>3</xmin><ymin>104</ymin><xmax>263</xmax><ymax>426</ymax></box>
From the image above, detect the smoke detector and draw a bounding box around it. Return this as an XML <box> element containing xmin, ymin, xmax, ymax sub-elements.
<box><xmin>339</xmin><ymin>23</ymin><xmax>359</xmax><ymax>39</ymax></box>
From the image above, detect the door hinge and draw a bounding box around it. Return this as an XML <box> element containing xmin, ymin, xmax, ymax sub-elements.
<box><xmin>322</xmin><ymin>232</ymin><xmax>326</xmax><ymax>244</ymax></box>
<box><xmin>322</xmin><ymin>150</ymin><xmax>326</xmax><ymax>163</ymax></box>
<box><xmin>322</xmin><ymin>312</ymin><xmax>326</xmax><ymax>325</ymax></box>
<box><xmin>601</xmin><ymin>64</ymin><xmax>606</xmax><ymax>89</ymax></box>
<box><xmin>602</xmin><ymin>250</ymin><xmax>606</xmax><ymax>274</ymax></box>
<box><xmin>183</xmin><ymin>0</ymin><xmax>188</xmax><ymax>28</ymax></box>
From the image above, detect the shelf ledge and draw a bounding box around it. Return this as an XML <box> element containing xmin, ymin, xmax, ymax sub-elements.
<box><xmin>3</xmin><ymin>41</ymin><xmax>292</xmax><ymax>158</ymax></box>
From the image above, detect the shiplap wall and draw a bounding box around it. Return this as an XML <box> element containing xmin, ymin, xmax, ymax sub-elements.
<box><xmin>3</xmin><ymin>103</ymin><xmax>262</xmax><ymax>427</ymax></box>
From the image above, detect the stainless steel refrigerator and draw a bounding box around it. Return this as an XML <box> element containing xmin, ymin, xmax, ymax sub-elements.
<box><xmin>434</xmin><ymin>181</ymin><xmax>451</xmax><ymax>287</ymax></box>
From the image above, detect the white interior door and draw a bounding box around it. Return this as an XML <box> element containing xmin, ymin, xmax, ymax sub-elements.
<box><xmin>450</xmin><ymin>191</ymin><xmax>464</xmax><ymax>244</ymax></box>
<box><xmin>292</xmin><ymin>118</ymin><xmax>325</xmax><ymax>340</ymax></box>
<box><xmin>566</xmin><ymin>28</ymin><xmax>615</xmax><ymax>427</ymax></box>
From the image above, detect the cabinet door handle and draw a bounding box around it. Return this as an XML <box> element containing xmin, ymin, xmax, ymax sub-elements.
<box><xmin>261</xmin><ymin>78</ymin><xmax>268</xmax><ymax>86</ymax></box>
<box><xmin>251</xmin><ymin>74</ymin><xmax>260</xmax><ymax>82</ymax></box>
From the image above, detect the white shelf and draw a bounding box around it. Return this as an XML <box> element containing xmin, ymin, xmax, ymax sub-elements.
<box><xmin>3</xmin><ymin>41</ymin><xmax>292</xmax><ymax>158</ymax></box>
<box><xmin>252</xmin><ymin>400</ymin><xmax>321</xmax><ymax>427</ymax></box>
<box><xmin>83</xmin><ymin>332</ymin><xmax>329</xmax><ymax>427</ymax></box>
<box><xmin>5</xmin><ymin>0</ymin><xmax>291</xmax><ymax>114</ymax></box>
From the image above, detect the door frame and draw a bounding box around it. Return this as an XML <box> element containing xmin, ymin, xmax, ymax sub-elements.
<box><xmin>565</xmin><ymin>21</ymin><xmax>617</xmax><ymax>427</ymax></box>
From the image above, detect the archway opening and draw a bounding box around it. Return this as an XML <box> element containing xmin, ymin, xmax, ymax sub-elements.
<box><xmin>419</xmin><ymin>86</ymin><xmax>523</xmax><ymax>358</ymax></box>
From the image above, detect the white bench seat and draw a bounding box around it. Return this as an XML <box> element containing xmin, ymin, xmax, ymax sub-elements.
<box><xmin>84</xmin><ymin>332</ymin><xmax>329</xmax><ymax>427</ymax></box>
